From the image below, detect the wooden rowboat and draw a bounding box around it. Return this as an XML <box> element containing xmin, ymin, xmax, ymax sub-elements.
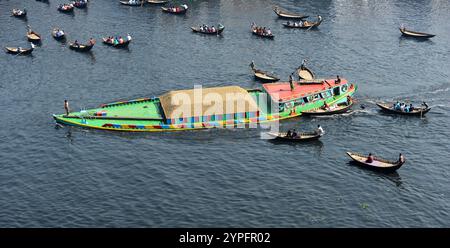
<box><xmin>27</xmin><ymin>30</ymin><xmax>42</xmax><ymax>43</ymax></box>
<box><xmin>251</xmin><ymin>28</ymin><xmax>274</xmax><ymax>39</ymax></box>
<box><xmin>120</xmin><ymin>1</ymin><xmax>143</xmax><ymax>6</ymax></box>
<box><xmin>301</xmin><ymin>101</ymin><xmax>353</xmax><ymax>116</ymax></box>
<box><xmin>73</xmin><ymin>1</ymin><xmax>88</xmax><ymax>8</ymax></box>
<box><xmin>266</xmin><ymin>131</ymin><xmax>322</xmax><ymax>142</ymax></box>
<box><xmin>52</xmin><ymin>28</ymin><xmax>66</xmax><ymax>40</ymax></box>
<box><xmin>191</xmin><ymin>24</ymin><xmax>225</xmax><ymax>35</ymax></box>
<box><xmin>347</xmin><ymin>152</ymin><xmax>405</xmax><ymax>173</ymax></box>
<box><xmin>297</xmin><ymin>66</ymin><xmax>315</xmax><ymax>80</ymax></box>
<box><xmin>69</xmin><ymin>41</ymin><xmax>94</xmax><ymax>52</ymax></box>
<box><xmin>250</xmin><ymin>62</ymin><xmax>279</xmax><ymax>82</ymax></box>
<box><xmin>273</xmin><ymin>6</ymin><xmax>308</xmax><ymax>19</ymax></box>
<box><xmin>399</xmin><ymin>27</ymin><xmax>435</xmax><ymax>39</ymax></box>
<box><xmin>376</xmin><ymin>102</ymin><xmax>431</xmax><ymax>116</ymax></box>
<box><xmin>147</xmin><ymin>0</ymin><xmax>169</xmax><ymax>4</ymax></box>
<box><xmin>12</xmin><ymin>9</ymin><xmax>27</xmax><ymax>18</ymax></box>
<box><xmin>5</xmin><ymin>46</ymin><xmax>33</xmax><ymax>55</ymax></box>
<box><xmin>58</xmin><ymin>4</ymin><xmax>74</xmax><ymax>12</ymax></box>
<box><xmin>102</xmin><ymin>38</ymin><xmax>131</xmax><ymax>48</ymax></box>
<box><xmin>283</xmin><ymin>16</ymin><xmax>323</xmax><ymax>29</ymax></box>
<box><xmin>161</xmin><ymin>6</ymin><xmax>187</xmax><ymax>14</ymax></box>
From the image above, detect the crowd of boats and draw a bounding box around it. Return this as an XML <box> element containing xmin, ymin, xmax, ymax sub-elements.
<box><xmin>5</xmin><ymin>1</ymin><xmax>436</xmax><ymax>174</ymax></box>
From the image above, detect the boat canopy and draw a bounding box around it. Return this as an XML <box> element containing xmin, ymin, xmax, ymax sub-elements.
<box><xmin>159</xmin><ymin>86</ymin><xmax>260</xmax><ymax>120</ymax></box>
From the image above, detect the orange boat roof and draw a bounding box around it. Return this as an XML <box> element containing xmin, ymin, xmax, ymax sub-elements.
<box><xmin>263</xmin><ymin>78</ymin><xmax>348</xmax><ymax>102</ymax></box>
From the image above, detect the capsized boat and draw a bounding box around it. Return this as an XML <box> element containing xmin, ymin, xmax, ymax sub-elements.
<box><xmin>53</xmin><ymin>79</ymin><xmax>357</xmax><ymax>132</ymax></box>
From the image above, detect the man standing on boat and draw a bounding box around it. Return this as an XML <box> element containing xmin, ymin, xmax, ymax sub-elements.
<box><xmin>289</xmin><ymin>73</ymin><xmax>294</xmax><ymax>91</ymax></box>
<box><xmin>300</xmin><ymin>59</ymin><xmax>307</xmax><ymax>70</ymax></box>
<box><xmin>64</xmin><ymin>100</ymin><xmax>70</xmax><ymax>116</ymax></box>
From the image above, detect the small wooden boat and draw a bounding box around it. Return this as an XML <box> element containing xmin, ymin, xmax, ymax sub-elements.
<box><xmin>283</xmin><ymin>16</ymin><xmax>323</xmax><ymax>29</ymax></box>
<box><xmin>12</xmin><ymin>9</ymin><xmax>27</xmax><ymax>18</ymax></box>
<box><xmin>120</xmin><ymin>0</ymin><xmax>143</xmax><ymax>6</ymax></box>
<box><xmin>399</xmin><ymin>27</ymin><xmax>435</xmax><ymax>39</ymax></box>
<box><xmin>5</xmin><ymin>46</ymin><xmax>34</xmax><ymax>55</ymax></box>
<box><xmin>147</xmin><ymin>0</ymin><xmax>169</xmax><ymax>4</ymax></box>
<box><xmin>161</xmin><ymin>5</ymin><xmax>188</xmax><ymax>14</ymax></box>
<box><xmin>58</xmin><ymin>4</ymin><xmax>74</xmax><ymax>12</ymax></box>
<box><xmin>347</xmin><ymin>152</ymin><xmax>405</xmax><ymax>173</ymax></box>
<box><xmin>102</xmin><ymin>37</ymin><xmax>131</xmax><ymax>48</ymax></box>
<box><xmin>250</xmin><ymin>62</ymin><xmax>279</xmax><ymax>82</ymax></box>
<box><xmin>69</xmin><ymin>41</ymin><xmax>94</xmax><ymax>52</ymax></box>
<box><xmin>376</xmin><ymin>102</ymin><xmax>431</xmax><ymax>116</ymax></box>
<box><xmin>273</xmin><ymin>6</ymin><xmax>308</xmax><ymax>19</ymax></box>
<box><xmin>251</xmin><ymin>27</ymin><xmax>274</xmax><ymax>39</ymax></box>
<box><xmin>52</xmin><ymin>28</ymin><xmax>66</xmax><ymax>40</ymax></box>
<box><xmin>266</xmin><ymin>131</ymin><xmax>322</xmax><ymax>142</ymax></box>
<box><xmin>27</xmin><ymin>29</ymin><xmax>42</xmax><ymax>43</ymax></box>
<box><xmin>191</xmin><ymin>24</ymin><xmax>224</xmax><ymax>35</ymax></box>
<box><xmin>302</xmin><ymin>101</ymin><xmax>353</xmax><ymax>116</ymax></box>
<box><xmin>297</xmin><ymin>66</ymin><xmax>315</xmax><ymax>80</ymax></box>
<box><xmin>73</xmin><ymin>0</ymin><xmax>88</xmax><ymax>8</ymax></box>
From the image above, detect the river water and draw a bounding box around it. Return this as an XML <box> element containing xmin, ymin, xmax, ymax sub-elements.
<box><xmin>0</xmin><ymin>0</ymin><xmax>449</xmax><ymax>227</ymax></box>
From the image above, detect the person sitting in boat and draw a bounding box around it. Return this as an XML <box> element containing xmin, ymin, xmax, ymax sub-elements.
<box><xmin>118</xmin><ymin>37</ymin><xmax>124</xmax><ymax>44</ymax></box>
<box><xmin>366</xmin><ymin>153</ymin><xmax>374</xmax><ymax>163</ymax></box>
<box><xmin>404</xmin><ymin>104</ymin><xmax>410</xmax><ymax>113</ymax></box>
<box><xmin>286</xmin><ymin>130</ymin><xmax>292</xmax><ymax>138</ymax></box>
<box><xmin>393</xmin><ymin>101</ymin><xmax>400</xmax><ymax>110</ymax></box>
<box><xmin>287</xmin><ymin>21</ymin><xmax>291</xmax><ymax>26</ymax></box>
<box><xmin>74</xmin><ymin>40</ymin><xmax>80</xmax><ymax>47</ymax></box>
<box><xmin>211</xmin><ymin>26</ymin><xmax>216</xmax><ymax>33</ymax></box>
<box><xmin>409</xmin><ymin>104</ymin><xmax>414</xmax><ymax>112</ymax></box>
<box><xmin>89</xmin><ymin>38</ymin><xmax>95</xmax><ymax>45</ymax></box>
<box><xmin>335</xmin><ymin>75</ymin><xmax>341</xmax><ymax>84</ymax></box>
<box><xmin>291</xmin><ymin>129</ymin><xmax>298</xmax><ymax>138</ymax></box>
<box><xmin>315</xmin><ymin>125</ymin><xmax>325</xmax><ymax>136</ymax></box>
<box><xmin>267</xmin><ymin>28</ymin><xmax>272</xmax><ymax>35</ymax></box>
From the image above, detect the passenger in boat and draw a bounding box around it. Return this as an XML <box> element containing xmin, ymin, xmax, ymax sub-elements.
<box><xmin>267</xmin><ymin>28</ymin><xmax>272</xmax><ymax>35</ymax></box>
<box><xmin>393</xmin><ymin>101</ymin><xmax>400</xmax><ymax>110</ymax></box>
<box><xmin>315</xmin><ymin>125</ymin><xmax>324</xmax><ymax>136</ymax></box>
<box><xmin>335</xmin><ymin>75</ymin><xmax>341</xmax><ymax>84</ymax></box>
<box><xmin>400</xmin><ymin>103</ymin><xmax>405</xmax><ymax>112</ymax></box>
<box><xmin>73</xmin><ymin>40</ymin><xmax>79</xmax><ymax>47</ymax></box>
<box><xmin>89</xmin><ymin>38</ymin><xmax>95</xmax><ymax>45</ymax></box>
<box><xmin>211</xmin><ymin>26</ymin><xmax>216</xmax><ymax>33</ymax></box>
<box><xmin>118</xmin><ymin>37</ymin><xmax>124</xmax><ymax>44</ymax></box>
<box><xmin>287</xmin><ymin>21</ymin><xmax>290</xmax><ymax>26</ymax></box>
<box><xmin>409</xmin><ymin>104</ymin><xmax>414</xmax><ymax>112</ymax></box>
<box><xmin>404</xmin><ymin>104</ymin><xmax>410</xmax><ymax>113</ymax></box>
<box><xmin>64</xmin><ymin>100</ymin><xmax>70</xmax><ymax>116</ymax></box>
<box><xmin>286</xmin><ymin>130</ymin><xmax>292</xmax><ymax>138</ymax></box>
<box><xmin>366</xmin><ymin>153</ymin><xmax>374</xmax><ymax>163</ymax></box>
<box><xmin>291</xmin><ymin>129</ymin><xmax>298</xmax><ymax>138</ymax></box>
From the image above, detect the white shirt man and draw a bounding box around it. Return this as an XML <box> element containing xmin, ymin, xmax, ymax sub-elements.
<box><xmin>316</xmin><ymin>125</ymin><xmax>325</xmax><ymax>136</ymax></box>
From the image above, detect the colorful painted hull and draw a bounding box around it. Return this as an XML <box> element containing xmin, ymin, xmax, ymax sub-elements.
<box><xmin>53</xmin><ymin>83</ymin><xmax>357</xmax><ymax>132</ymax></box>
